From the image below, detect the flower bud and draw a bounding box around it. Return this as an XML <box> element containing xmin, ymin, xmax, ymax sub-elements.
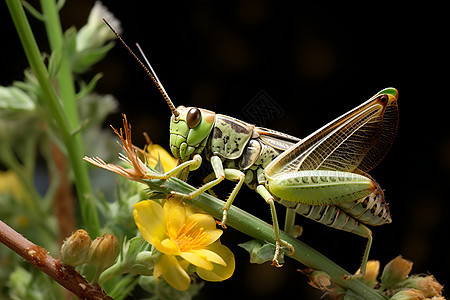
<box><xmin>380</xmin><ymin>256</ymin><xmax>413</xmax><ymax>288</ymax></box>
<box><xmin>88</xmin><ymin>234</ymin><xmax>120</xmax><ymax>272</ymax></box>
<box><xmin>76</xmin><ymin>1</ymin><xmax>122</xmax><ymax>52</ymax></box>
<box><xmin>299</xmin><ymin>269</ymin><xmax>331</xmax><ymax>290</ymax></box>
<box><xmin>390</xmin><ymin>289</ymin><xmax>424</xmax><ymax>300</ymax></box>
<box><xmin>129</xmin><ymin>251</ymin><xmax>155</xmax><ymax>276</ymax></box>
<box><xmin>360</xmin><ymin>260</ymin><xmax>380</xmax><ymax>288</ymax></box>
<box><xmin>398</xmin><ymin>275</ymin><xmax>443</xmax><ymax>298</ymax></box>
<box><xmin>309</xmin><ymin>270</ymin><xmax>331</xmax><ymax>290</ymax></box>
<box><xmin>73</xmin><ymin>1</ymin><xmax>122</xmax><ymax>73</ymax></box>
<box><xmin>60</xmin><ymin>229</ymin><xmax>91</xmax><ymax>266</ymax></box>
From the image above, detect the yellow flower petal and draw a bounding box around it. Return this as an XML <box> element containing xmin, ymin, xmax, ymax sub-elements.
<box><xmin>163</xmin><ymin>199</ymin><xmax>186</xmax><ymax>238</ymax></box>
<box><xmin>147</xmin><ymin>144</ymin><xmax>178</xmax><ymax>172</ymax></box>
<box><xmin>154</xmin><ymin>254</ymin><xmax>191</xmax><ymax>291</ymax></box>
<box><xmin>151</xmin><ymin>237</ymin><xmax>180</xmax><ymax>256</ymax></box>
<box><xmin>133</xmin><ymin>200</ymin><xmax>166</xmax><ymax>244</ymax></box>
<box><xmin>0</xmin><ymin>170</ymin><xmax>29</xmax><ymax>203</ymax></box>
<box><xmin>178</xmin><ymin>258</ymin><xmax>190</xmax><ymax>271</ymax></box>
<box><xmin>183</xmin><ymin>203</ymin><xmax>198</xmax><ymax>218</ymax></box>
<box><xmin>192</xmin><ymin>249</ymin><xmax>226</xmax><ymax>266</ymax></box>
<box><xmin>180</xmin><ymin>251</ymin><xmax>213</xmax><ymax>270</ymax></box>
<box><xmin>196</xmin><ymin>242</ymin><xmax>235</xmax><ymax>282</ymax></box>
<box><xmin>186</xmin><ymin>213</ymin><xmax>222</xmax><ymax>246</ymax></box>
<box><xmin>187</xmin><ymin>213</ymin><xmax>216</xmax><ymax>231</ymax></box>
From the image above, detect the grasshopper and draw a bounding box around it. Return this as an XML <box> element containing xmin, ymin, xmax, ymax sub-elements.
<box><xmin>104</xmin><ymin>20</ymin><xmax>398</xmax><ymax>279</ymax></box>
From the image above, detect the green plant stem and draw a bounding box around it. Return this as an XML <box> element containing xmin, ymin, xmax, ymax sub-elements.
<box><xmin>40</xmin><ymin>0</ymin><xmax>79</xmax><ymax>129</ymax></box>
<box><xmin>6</xmin><ymin>0</ymin><xmax>100</xmax><ymax>236</ymax></box>
<box><xmin>145</xmin><ymin>177</ymin><xmax>387</xmax><ymax>300</ymax></box>
<box><xmin>98</xmin><ymin>261</ymin><xmax>128</xmax><ymax>285</ymax></box>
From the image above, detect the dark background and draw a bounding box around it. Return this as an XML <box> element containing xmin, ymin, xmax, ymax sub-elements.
<box><xmin>1</xmin><ymin>1</ymin><xmax>448</xmax><ymax>299</ymax></box>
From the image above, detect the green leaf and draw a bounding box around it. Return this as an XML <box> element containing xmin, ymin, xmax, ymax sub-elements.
<box><xmin>239</xmin><ymin>239</ymin><xmax>283</xmax><ymax>265</ymax></box>
<box><xmin>75</xmin><ymin>73</ymin><xmax>103</xmax><ymax>101</ymax></box>
<box><xmin>0</xmin><ymin>86</ymin><xmax>35</xmax><ymax>112</ymax></box>
<box><xmin>56</xmin><ymin>0</ymin><xmax>67</xmax><ymax>11</ymax></box>
<box><xmin>154</xmin><ymin>154</ymin><xmax>165</xmax><ymax>173</ymax></box>
<box><xmin>121</xmin><ymin>237</ymin><xmax>154</xmax><ymax>276</ymax></box>
<box><xmin>21</xmin><ymin>1</ymin><xmax>45</xmax><ymax>21</ymax></box>
<box><xmin>72</xmin><ymin>42</ymin><xmax>114</xmax><ymax>74</ymax></box>
<box><xmin>47</xmin><ymin>45</ymin><xmax>62</xmax><ymax>78</ymax></box>
<box><xmin>125</xmin><ymin>237</ymin><xmax>150</xmax><ymax>261</ymax></box>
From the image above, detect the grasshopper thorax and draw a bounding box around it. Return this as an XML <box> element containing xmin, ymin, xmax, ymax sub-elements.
<box><xmin>169</xmin><ymin>106</ymin><xmax>216</xmax><ymax>161</ymax></box>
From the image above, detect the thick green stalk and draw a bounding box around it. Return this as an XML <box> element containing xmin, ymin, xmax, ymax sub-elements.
<box><xmin>146</xmin><ymin>177</ymin><xmax>387</xmax><ymax>299</ymax></box>
<box><xmin>6</xmin><ymin>0</ymin><xmax>100</xmax><ymax>236</ymax></box>
<box><xmin>40</xmin><ymin>0</ymin><xmax>79</xmax><ymax>128</ymax></box>
<box><xmin>39</xmin><ymin>0</ymin><xmax>99</xmax><ymax>235</ymax></box>
<box><xmin>98</xmin><ymin>261</ymin><xmax>128</xmax><ymax>285</ymax></box>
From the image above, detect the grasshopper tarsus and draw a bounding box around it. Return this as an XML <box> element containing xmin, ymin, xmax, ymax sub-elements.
<box><xmin>271</xmin><ymin>260</ymin><xmax>283</xmax><ymax>268</ymax></box>
<box><xmin>216</xmin><ymin>219</ymin><xmax>227</xmax><ymax>229</ymax></box>
<box><xmin>219</xmin><ymin>207</ymin><xmax>228</xmax><ymax>229</ymax></box>
<box><xmin>342</xmin><ymin>272</ymin><xmax>363</xmax><ymax>281</ymax></box>
<box><xmin>287</xmin><ymin>245</ymin><xmax>295</xmax><ymax>256</ymax></box>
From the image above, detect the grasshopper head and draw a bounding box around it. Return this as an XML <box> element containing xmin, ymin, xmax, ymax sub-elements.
<box><xmin>169</xmin><ymin>106</ymin><xmax>216</xmax><ymax>161</ymax></box>
<box><xmin>100</xmin><ymin>21</ymin><xmax>216</xmax><ymax>163</ymax></box>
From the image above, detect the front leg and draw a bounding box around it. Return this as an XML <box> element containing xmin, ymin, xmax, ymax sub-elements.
<box><xmin>217</xmin><ymin>168</ymin><xmax>246</xmax><ymax>228</ymax></box>
<box><xmin>146</xmin><ymin>154</ymin><xmax>203</xmax><ymax>180</ymax></box>
<box><xmin>172</xmin><ymin>156</ymin><xmax>246</xmax><ymax>228</ymax></box>
<box><xmin>171</xmin><ymin>155</ymin><xmax>225</xmax><ymax>199</ymax></box>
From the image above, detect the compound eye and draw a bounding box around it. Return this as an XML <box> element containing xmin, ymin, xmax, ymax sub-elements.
<box><xmin>379</xmin><ymin>94</ymin><xmax>388</xmax><ymax>103</ymax></box>
<box><xmin>187</xmin><ymin>108</ymin><xmax>202</xmax><ymax>128</ymax></box>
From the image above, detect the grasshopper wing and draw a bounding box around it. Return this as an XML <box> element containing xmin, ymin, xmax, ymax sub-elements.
<box><xmin>265</xmin><ymin>88</ymin><xmax>398</xmax><ymax>179</ymax></box>
<box><xmin>255</xmin><ymin>127</ymin><xmax>301</xmax><ymax>151</ymax></box>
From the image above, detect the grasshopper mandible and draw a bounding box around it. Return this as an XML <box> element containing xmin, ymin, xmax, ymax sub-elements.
<box><xmin>104</xmin><ymin>20</ymin><xmax>398</xmax><ymax>279</ymax></box>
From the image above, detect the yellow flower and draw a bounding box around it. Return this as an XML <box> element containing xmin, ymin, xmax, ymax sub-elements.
<box><xmin>390</xmin><ymin>289</ymin><xmax>425</xmax><ymax>300</ymax></box>
<box><xmin>0</xmin><ymin>170</ymin><xmax>29</xmax><ymax>203</ymax></box>
<box><xmin>399</xmin><ymin>275</ymin><xmax>444</xmax><ymax>298</ymax></box>
<box><xmin>381</xmin><ymin>256</ymin><xmax>413</xmax><ymax>288</ymax></box>
<box><xmin>361</xmin><ymin>260</ymin><xmax>380</xmax><ymax>288</ymax></box>
<box><xmin>139</xmin><ymin>133</ymin><xmax>178</xmax><ymax>172</ymax></box>
<box><xmin>133</xmin><ymin>199</ymin><xmax>235</xmax><ymax>291</ymax></box>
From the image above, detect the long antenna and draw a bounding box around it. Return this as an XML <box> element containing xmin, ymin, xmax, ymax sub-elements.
<box><xmin>135</xmin><ymin>43</ymin><xmax>171</xmax><ymax>102</ymax></box>
<box><xmin>102</xmin><ymin>18</ymin><xmax>180</xmax><ymax>117</ymax></box>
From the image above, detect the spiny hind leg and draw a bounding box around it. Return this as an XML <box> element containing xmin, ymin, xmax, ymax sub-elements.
<box><xmin>256</xmin><ymin>185</ymin><xmax>294</xmax><ymax>267</ymax></box>
<box><xmin>343</xmin><ymin>226</ymin><xmax>373</xmax><ymax>281</ymax></box>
